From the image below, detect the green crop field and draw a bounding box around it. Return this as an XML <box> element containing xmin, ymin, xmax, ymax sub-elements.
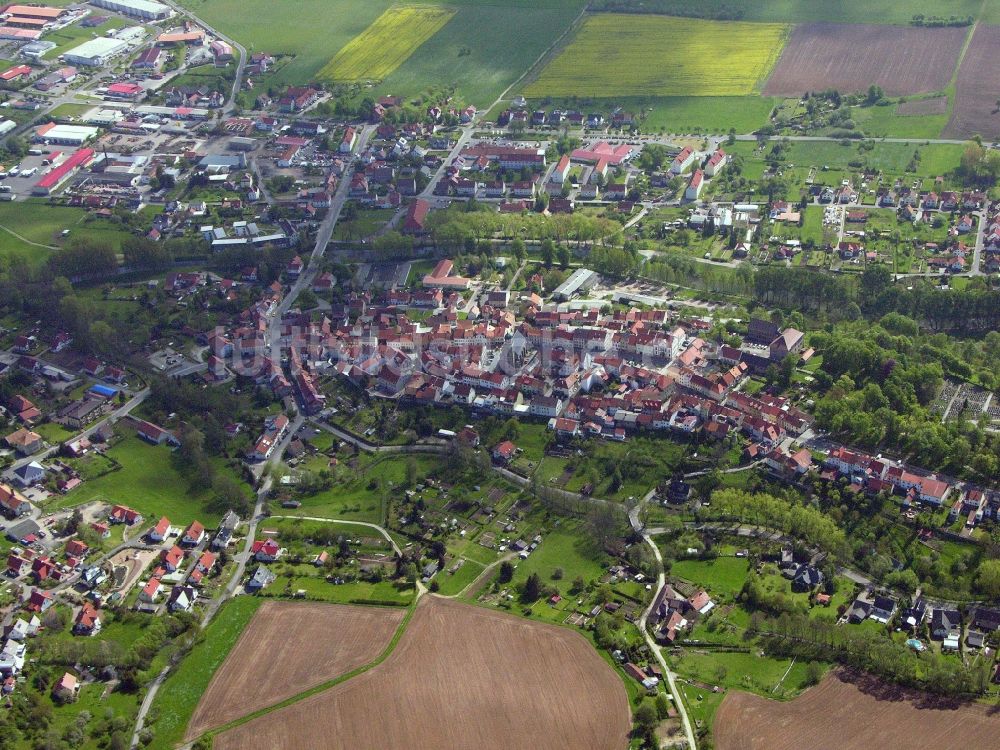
<box><xmin>178</xmin><ymin>0</ymin><xmax>393</xmax><ymax>85</ymax></box>
<box><xmin>525</xmin><ymin>14</ymin><xmax>788</xmax><ymax>98</ymax></box>
<box><xmin>319</xmin><ymin>5</ymin><xmax>455</xmax><ymax>83</ymax></box>
<box><xmin>372</xmin><ymin>3</ymin><xmax>581</xmax><ymax>106</ymax></box>
<box><xmin>180</xmin><ymin>0</ymin><xmax>580</xmax><ymax>105</ymax></box>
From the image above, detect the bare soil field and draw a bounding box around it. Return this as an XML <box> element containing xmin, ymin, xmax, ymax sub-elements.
<box><xmin>945</xmin><ymin>25</ymin><xmax>1000</xmax><ymax>139</ymax></box>
<box><xmin>714</xmin><ymin>669</ymin><xmax>1000</xmax><ymax>750</ymax></box>
<box><xmin>186</xmin><ymin>601</ymin><xmax>405</xmax><ymax>739</ymax></box>
<box><xmin>897</xmin><ymin>96</ymin><xmax>949</xmax><ymax>116</ymax></box>
<box><xmin>213</xmin><ymin>597</ymin><xmax>631</xmax><ymax>750</ymax></box>
<box><xmin>763</xmin><ymin>23</ymin><xmax>966</xmax><ymax>96</ymax></box>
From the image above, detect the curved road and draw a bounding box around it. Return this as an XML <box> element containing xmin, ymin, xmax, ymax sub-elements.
<box><xmin>637</xmin><ymin>532</ymin><xmax>697</xmax><ymax>749</ymax></box>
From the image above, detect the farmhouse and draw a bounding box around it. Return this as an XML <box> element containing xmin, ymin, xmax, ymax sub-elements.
<box><xmin>181</xmin><ymin>520</ymin><xmax>206</xmax><ymax>547</ymax></box>
<box><xmin>0</xmin><ymin>485</ymin><xmax>31</xmax><ymax>519</ymax></box>
<box><xmin>5</xmin><ymin>428</ymin><xmax>42</xmax><ymax>456</ymax></box>
<box><xmin>109</xmin><ymin>504</ymin><xmax>143</xmax><ymax>525</ymax></box>
<box><xmin>53</xmin><ymin>672</ymin><xmax>79</xmax><ymax>702</ymax></box>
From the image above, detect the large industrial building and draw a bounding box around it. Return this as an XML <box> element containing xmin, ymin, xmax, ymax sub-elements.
<box><xmin>89</xmin><ymin>0</ymin><xmax>172</xmax><ymax>21</ymax></box>
<box><xmin>34</xmin><ymin>122</ymin><xmax>99</xmax><ymax>146</ymax></box>
<box><xmin>62</xmin><ymin>36</ymin><xmax>128</xmax><ymax>66</ymax></box>
<box><xmin>552</xmin><ymin>268</ymin><xmax>599</xmax><ymax>301</ymax></box>
<box><xmin>32</xmin><ymin>148</ymin><xmax>95</xmax><ymax>195</ymax></box>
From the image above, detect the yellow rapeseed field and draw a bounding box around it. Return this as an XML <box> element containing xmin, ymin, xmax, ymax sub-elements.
<box><xmin>319</xmin><ymin>5</ymin><xmax>455</xmax><ymax>82</ymax></box>
<box><xmin>524</xmin><ymin>14</ymin><xmax>789</xmax><ymax>98</ymax></box>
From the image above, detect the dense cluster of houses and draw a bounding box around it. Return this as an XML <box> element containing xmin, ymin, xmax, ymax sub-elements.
<box><xmin>983</xmin><ymin>202</ymin><xmax>1000</xmax><ymax>274</ymax></box>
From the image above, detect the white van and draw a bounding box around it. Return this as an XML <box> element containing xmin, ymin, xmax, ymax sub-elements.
<box><xmin>19</xmin><ymin>167</ymin><xmax>36</xmax><ymax>178</ymax></box>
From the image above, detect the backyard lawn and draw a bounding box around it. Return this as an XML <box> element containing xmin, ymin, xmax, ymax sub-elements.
<box><xmin>52</xmin><ymin>435</ymin><xmax>242</xmax><ymax>526</ymax></box>
<box><xmin>671</xmin><ymin>557</ymin><xmax>750</xmax><ymax>598</ymax></box>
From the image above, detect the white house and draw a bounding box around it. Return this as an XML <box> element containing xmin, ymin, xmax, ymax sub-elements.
<box><xmin>685</xmin><ymin>170</ymin><xmax>704</xmax><ymax>201</ymax></box>
<box><xmin>704</xmin><ymin>149</ymin><xmax>728</xmax><ymax>177</ymax></box>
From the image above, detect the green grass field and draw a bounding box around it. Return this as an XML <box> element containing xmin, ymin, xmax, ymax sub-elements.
<box><xmin>598</xmin><ymin>0</ymin><xmax>988</xmax><ymax>25</ymax></box>
<box><xmin>671</xmin><ymin>557</ymin><xmax>750</xmax><ymax>597</ymax></box>
<box><xmin>526</xmin><ymin>14</ymin><xmax>788</xmax><ymax>98</ymax></box>
<box><xmin>178</xmin><ymin>0</ymin><xmax>392</xmax><ymax>85</ymax></box>
<box><xmin>643</xmin><ymin>96</ymin><xmax>778</xmax><ymax>133</ymax></box>
<box><xmin>318</xmin><ymin>5</ymin><xmax>455</xmax><ymax>83</ymax></box>
<box><xmin>853</xmin><ymin>101</ymin><xmax>950</xmax><ymax>139</ymax></box>
<box><xmin>180</xmin><ymin>0</ymin><xmax>579</xmax><ymax>105</ymax></box>
<box><xmin>52</xmin><ymin>435</ymin><xmax>237</xmax><ymax>526</ymax></box>
<box><xmin>0</xmin><ymin>201</ymin><xmax>138</xmax><ymax>264</ymax></box>
<box><xmin>294</xmin><ymin>455</ymin><xmax>440</xmax><ymax>523</ymax></box>
<box><xmin>145</xmin><ymin>597</ymin><xmax>262</xmax><ymax>750</ymax></box>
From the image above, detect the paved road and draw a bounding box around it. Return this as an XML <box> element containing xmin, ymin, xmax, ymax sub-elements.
<box><xmin>637</xmin><ymin>532</ymin><xmax>697</xmax><ymax>749</ymax></box>
<box><xmin>4</xmin><ymin>387</ymin><xmax>150</xmax><ymax>482</ymax></box>
<box><xmin>269</xmin><ymin>124</ymin><xmax>374</xmax><ymax>364</ymax></box>
<box><xmin>161</xmin><ymin>0</ymin><xmax>247</xmax><ymax>115</ymax></box>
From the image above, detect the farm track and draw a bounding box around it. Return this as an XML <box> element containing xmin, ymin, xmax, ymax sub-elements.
<box><xmin>185</xmin><ymin>601</ymin><xmax>405</xmax><ymax>739</ymax></box>
<box><xmin>944</xmin><ymin>23</ymin><xmax>1000</xmax><ymax>139</ymax></box>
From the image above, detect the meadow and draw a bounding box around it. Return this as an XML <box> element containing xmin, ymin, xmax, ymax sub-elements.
<box><xmin>525</xmin><ymin>14</ymin><xmax>789</xmax><ymax>98</ymax></box>
<box><xmin>51</xmin><ymin>435</ymin><xmax>243</xmax><ymax>526</ymax></box>
<box><xmin>318</xmin><ymin>5</ymin><xmax>455</xmax><ymax>83</ymax></box>
<box><xmin>0</xmin><ymin>201</ymin><xmax>133</xmax><ymax>264</ymax></box>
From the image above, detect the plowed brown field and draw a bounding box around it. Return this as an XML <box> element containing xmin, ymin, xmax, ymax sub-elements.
<box><xmin>186</xmin><ymin>600</ymin><xmax>405</xmax><ymax>739</ymax></box>
<box><xmin>715</xmin><ymin>669</ymin><xmax>1000</xmax><ymax>750</ymax></box>
<box><xmin>213</xmin><ymin>596</ymin><xmax>631</xmax><ymax>750</ymax></box>
<box><xmin>945</xmin><ymin>25</ymin><xmax>1000</xmax><ymax>139</ymax></box>
<box><xmin>763</xmin><ymin>23</ymin><xmax>966</xmax><ymax>97</ymax></box>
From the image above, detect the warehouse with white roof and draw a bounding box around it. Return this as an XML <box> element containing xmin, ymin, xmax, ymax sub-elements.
<box><xmin>89</xmin><ymin>0</ymin><xmax>172</xmax><ymax>21</ymax></box>
<box><xmin>62</xmin><ymin>36</ymin><xmax>129</xmax><ymax>66</ymax></box>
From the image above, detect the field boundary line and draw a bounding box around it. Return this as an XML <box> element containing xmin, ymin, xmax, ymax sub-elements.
<box><xmin>194</xmin><ymin>596</ymin><xmax>421</xmax><ymax>744</ymax></box>
<box><xmin>754</xmin><ymin>22</ymin><xmax>793</xmax><ymax>94</ymax></box>
<box><xmin>941</xmin><ymin>9</ymin><xmax>981</xmax><ymax>133</ymax></box>
<box><xmin>485</xmin><ymin>4</ymin><xmax>588</xmax><ymax>112</ymax></box>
